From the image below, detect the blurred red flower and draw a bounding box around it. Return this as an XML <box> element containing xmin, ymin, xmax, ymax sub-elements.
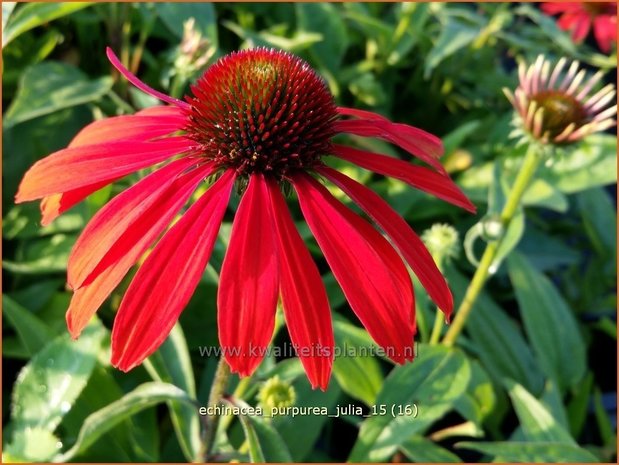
<box><xmin>541</xmin><ymin>2</ymin><xmax>617</xmax><ymax>53</ymax></box>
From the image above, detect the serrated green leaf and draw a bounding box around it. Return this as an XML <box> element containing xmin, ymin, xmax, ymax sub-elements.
<box><xmin>507</xmin><ymin>252</ymin><xmax>586</xmax><ymax>391</ymax></box>
<box><xmin>349</xmin><ymin>345</ymin><xmax>471</xmax><ymax>462</ymax></box>
<box><xmin>56</xmin><ymin>382</ymin><xmax>197</xmax><ymax>462</ymax></box>
<box><xmin>4</xmin><ymin>61</ymin><xmax>112</xmax><ymax>127</ymax></box>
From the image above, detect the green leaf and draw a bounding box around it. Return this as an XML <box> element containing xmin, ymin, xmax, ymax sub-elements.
<box><xmin>3</xmin><ymin>428</ymin><xmax>60</xmax><ymax>462</ymax></box>
<box><xmin>274</xmin><ymin>380</ymin><xmax>341</xmax><ymax>461</ymax></box>
<box><xmin>577</xmin><ymin>187</ymin><xmax>617</xmax><ymax>257</ymax></box>
<box><xmin>386</xmin><ymin>3</ymin><xmax>431</xmax><ymax>65</ymax></box>
<box><xmin>349</xmin><ymin>345</ymin><xmax>471</xmax><ymax>462</ymax></box>
<box><xmin>425</xmin><ymin>15</ymin><xmax>480</xmax><ymax>77</ymax></box>
<box><xmin>2</xmin><ymin>294</ymin><xmax>53</xmax><ymax>357</ymax></box>
<box><xmin>457</xmin><ymin>441</ymin><xmax>599</xmax><ymax>462</ymax></box>
<box><xmin>232</xmin><ymin>399</ymin><xmax>293</xmax><ymax>463</ymax></box>
<box><xmin>10</xmin><ymin>321</ymin><xmax>106</xmax><ymax>434</ymax></box>
<box><xmin>4</xmin><ymin>61</ymin><xmax>112</xmax><ymax>127</ymax></box>
<box><xmin>2</xmin><ymin>2</ymin><xmax>94</xmax><ymax>47</ymax></box>
<box><xmin>543</xmin><ymin>134</ymin><xmax>617</xmax><ymax>194</ymax></box>
<box><xmin>296</xmin><ymin>3</ymin><xmax>348</xmax><ymax>73</ymax></box>
<box><xmin>2</xmin><ymin>3</ymin><xmax>16</xmax><ymax>32</ymax></box>
<box><xmin>154</xmin><ymin>3</ymin><xmax>218</xmax><ymax>47</ymax></box>
<box><xmin>400</xmin><ymin>435</ymin><xmax>462</xmax><ymax>463</ymax></box>
<box><xmin>144</xmin><ymin>324</ymin><xmax>201</xmax><ymax>462</ymax></box>
<box><xmin>3</xmin><ymin>233</ymin><xmax>75</xmax><ymax>274</ymax></box>
<box><xmin>454</xmin><ymin>360</ymin><xmax>496</xmax><ymax>426</ymax></box>
<box><xmin>446</xmin><ymin>269</ymin><xmax>544</xmax><ymax>394</ymax></box>
<box><xmin>505</xmin><ymin>380</ymin><xmax>576</xmax><ymax>444</ymax></box>
<box><xmin>332</xmin><ymin>317</ymin><xmax>384</xmax><ymax>406</ymax></box>
<box><xmin>56</xmin><ymin>382</ymin><xmax>197</xmax><ymax>462</ymax></box>
<box><xmin>567</xmin><ymin>372</ymin><xmax>594</xmax><ymax>438</ymax></box>
<box><xmin>3</xmin><ymin>203</ymin><xmax>86</xmax><ymax>240</ymax></box>
<box><xmin>507</xmin><ymin>252</ymin><xmax>586</xmax><ymax>391</ymax></box>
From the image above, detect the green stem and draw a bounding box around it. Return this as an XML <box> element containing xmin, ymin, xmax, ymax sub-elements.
<box><xmin>429</xmin><ymin>309</ymin><xmax>445</xmax><ymax>345</ymax></box>
<box><xmin>442</xmin><ymin>145</ymin><xmax>542</xmax><ymax>347</ymax></box>
<box><xmin>200</xmin><ymin>357</ymin><xmax>232</xmax><ymax>461</ymax></box>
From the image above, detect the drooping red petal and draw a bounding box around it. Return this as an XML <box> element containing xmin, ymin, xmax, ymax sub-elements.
<box><xmin>292</xmin><ymin>173</ymin><xmax>415</xmax><ymax>364</ymax></box>
<box><xmin>266</xmin><ymin>178</ymin><xmax>334</xmax><ymax>390</ymax></box>
<box><xmin>39</xmin><ymin>107</ymin><xmax>187</xmax><ymax>225</ymax></box>
<box><xmin>332</xmin><ymin>144</ymin><xmax>476</xmax><ymax>213</ymax></box>
<box><xmin>15</xmin><ymin>137</ymin><xmax>193</xmax><ymax>202</ymax></box>
<box><xmin>66</xmin><ymin>163</ymin><xmax>214</xmax><ymax>338</ymax></box>
<box><xmin>593</xmin><ymin>15</ymin><xmax>617</xmax><ymax>53</ymax></box>
<box><xmin>67</xmin><ymin>157</ymin><xmax>203</xmax><ymax>289</ymax></box>
<box><xmin>111</xmin><ymin>170</ymin><xmax>235</xmax><ymax>371</ymax></box>
<box><xmin>318</xmin><ymin>166</ymin><xmax>453</xmax><ymax>321</ymax></box>
<box><xmin>333</xmin><ymin>116</ymin><xmax>445</xmax><ymax>173</ymax></box>
<box><xmin>218</xmin><ymin>174</ymin><xmax>279</xmax><ymax>377</ymax></box>
<box><xmin>106</xmin><ymin>47</ymin><xmax>190</xmax><ymax>110</ymax></box>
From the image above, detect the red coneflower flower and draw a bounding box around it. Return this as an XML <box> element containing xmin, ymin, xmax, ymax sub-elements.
<box><xmin>541</xmin><ymin>2</ymin><xmax>617</xmax><ymax>53</ymax></box>
<box><xmin>503</xmin><ymin>55</ymin><xmax>616</xmax><ymax>144</ymax></box>
<box><xmin>16</xmin><ymin>48</ymin><xmax>475</xmax><ymax>390</ymax></box>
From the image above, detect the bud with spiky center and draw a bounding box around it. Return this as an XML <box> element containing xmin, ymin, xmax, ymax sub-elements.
<box><xmin>504</xmin><ymin>55</ymin><xmax>616</xmax><ymax>145</ymax></box>
<box><xmin>184</xmin><ymin>48</ymin><xmax>338</xmax><ymax>180</ymax></box>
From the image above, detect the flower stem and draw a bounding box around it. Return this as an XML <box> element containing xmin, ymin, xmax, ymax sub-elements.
<box><xmin>429</xmin><ymin>309</ymin><xmax>445</xmax><ymax>345</ymax></box>
<box><xmin>442</xmin><ymin>145</ymin><xmax>542</xmax><ymax>347</ymax></box>
<box><xmin>200</xmin><ymin>357</ymin><xmax>231</xmax><ymax>461</ymax></box>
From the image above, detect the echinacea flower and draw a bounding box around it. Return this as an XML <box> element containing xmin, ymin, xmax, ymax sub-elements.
<box><xmin>504</xmin><ymin>55</ymin><xmax>616</xmax><ymax>145</ymax></box>
<box><xmin>541</xmin><ymin>2</ymin><xmax>617</xmax><ymax>53</ymax></box>
<box><xmin>16</xmin><ymin>47</ymin><xmax>475</xmax><ymax>389</ymax></box>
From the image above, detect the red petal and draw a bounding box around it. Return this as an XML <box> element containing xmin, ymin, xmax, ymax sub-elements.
<box><xmin>266</xmin><ymin>179</ymin><xmax>334</xmax><ymax>390</ymax></box>
<box><xmin>111</xmin><ymin>170</ymin><xmax>235</xmax><ymax>371</ymax></box>
<box><xmin>66</xmin><ymin>163</ymin><xmax>214</xmax><ymax>337</ymax></box>
<box><xmin>333</xmin><ymin>144</ymin><xmax>476</xmax><ymax>213</ymax></box>
<box><xmin>337</xmin><ymin>106</ymin><xmax>389</xmax><ymax>121</ymax></box>
<box><xmin>593</xmin><ymin>15</ymin><xmax>617</xmax><ymax>53</ymax></box>
<box><xmin>571</xmin><ymin>15</ymin><xmax>592</xmax><ymax>42</ymax></box>
<box><xmin>69</xmin><ymin>113</ymin><xmax>186</xmax><ymax>148</ymax></box>
<box><xmin>15</xmin><ymin>137</ymin><xmax>193</xmax><ymax>202</ymax></box>
<box><xmin>41</xmin><ymin>181</ymin><xmax>114</xmax><ymax>226</ymax></box>
<box><xmin>318</xmin><ymin>166</ymin><xmax>454</xmax><ymax>320</ymax></box>
<box><xmin>67</xmin><ymin>157</ymin><xmax>203</xmax><ymax>289</ymax></box>
<box><xmin>293</xmin><ymin>173</ymin><xmax>415</xmax><ymax>364</ymax></box>
<box><xmin>39</xmin><ymin>107</ymin><xmax>187</xmax><ymax>224</ymax></box>
<box><xmin>541</xmin><ymin>3</ymin><xmax>583</xmax><ymax>14</ymax></box>
<box><xmin>218</xmin><ymin>174</ymin><xmax>279</xmax><ymax>377</ymax></box>
<box><xmin>106</xmin><ymin>47</ymin><xmax>190</xmax><ymax>109</ymax></box>
<box><xmin>334</xmin><ymin>117</ymin><xmax>445</xmax><ymax>173</ymax></box>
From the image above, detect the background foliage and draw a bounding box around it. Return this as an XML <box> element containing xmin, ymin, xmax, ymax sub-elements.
<box><xmin>2</xmin><ymin>2</ymin><xmax>617</xmax><ymax>463</ymax></box>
